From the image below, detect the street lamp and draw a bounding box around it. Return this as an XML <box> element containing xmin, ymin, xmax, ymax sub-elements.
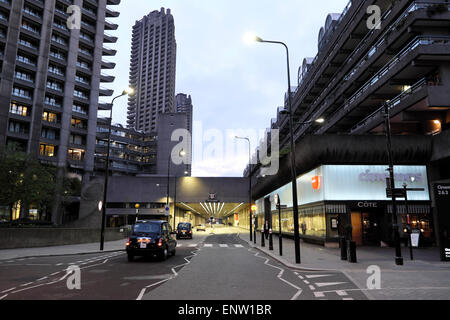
<box><xmin>100</xmin><ymin>87</ymin><xmax>135</xmax><ymax>251</ymax></box>
<box><xmin>383</xmin><ymin>103</ymin><xmax>404</xmax><ymax>266</ymax></box>
<box><xmin>235</xmin><ymin>136</ymin><xmax>253</xmax><ymax>242</ymax></box>
<box><xmin>246</xmin><ymin>33</ymin><xmax>301</xmax><ymax>263</ymax></box>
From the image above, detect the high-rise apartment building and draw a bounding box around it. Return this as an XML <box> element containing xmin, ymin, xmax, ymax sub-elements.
<box><xmin>176</xmin><ymin>93</ymin><xmax>193</xmax><ymax>135</ymax></box>
<box><xmin>127</xmin><ymin>7</ymin><xmax>177</xmax><ymax>133</ymax></box>
<box><xmin>0</xmin><ymin>0</ymin><xmax>120</xmax><ymax>222</ymax></box>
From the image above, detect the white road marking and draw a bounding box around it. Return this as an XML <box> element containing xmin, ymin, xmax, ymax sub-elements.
<box><xmin>219</xmin><ymin>244</ymin><xmax>228</xmax><ymax>248</ymax></box>
<box><xmin>250</xmin><ymin>249</ymin><xmax>302</xmax><ymax>300</ymax></box>
<box><xmin>304</xmin><ymin>280</ymin><xmax>310</xmax><ymax>285</ymax></box>
<box><xmin>188</xmin><ymin>244</ymin><xmax>198</xmax><ymax>247</ymax></box>
<box><xmin>306</xmin><ymin>274</ymin><xmax>333</xmax><ymax>279</ymax></box>
<box><xmin>315</xmin><ymin>282</ymin><xmax>347</xmax><ymax>288</ymax></box>
<box><xmin>309</xmin><ymin>285</ymin><xmax>316</xmax><ymax>291</ymax></box>
<box><xmin>20</xmin><ymin>282</ymin><xmax>34</xmax><ymax>287</ymax></box>
<box><xmin>234</xmin><ymin>244</ymin><xmax>244</xmax><ymax>248</ymax></box>
<box><xmin>314</xmin><ymin>292</ymin><xmax>325</xmax><ymax>298</ymax></box>
<box><xmin>55</xmin><ymin>263</ymin><xmax>63</xmax><ymax>266</ymax></box>
<box><xmin>1</xmin><ymin>288</ymin><xmax>16</xmax><ymax>294</ymax></box>
<box><xmin>336</xmin><ymin>290</ymin><xmax>348</xmax><ymax>296</ymax></box>
<box><xmin>137</xmin><ymin>248</ymin><xmax>200</xmax><ymax>301</ymax></box>
<box><xmin>0</xmin><ymin>294</ymin><xmax>7</xmax><ymax>300</ymax></box>
<box><xmin>204</xmin><ymin>244</ymin><xmax>213</xmax><ymax>247</ymax></box>
<box><xmin>343</xmin><ymin>298</ymin><xmax>354</xmax><ymax>300</ymax></box>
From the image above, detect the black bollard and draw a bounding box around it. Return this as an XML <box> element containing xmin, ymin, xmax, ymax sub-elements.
<box><xmin>261</xmin><ymin>228</ymin><xmax>265</xmax><ymax>247</ymax></box>
<box><xmin>347</xmin><ymin>240</ymin><xmax>357</xmax><ymax>263</ymax></box>
<box><xmin>269</xmin><ymin>229</ymin><xmax>274</xmax><ymax>251</ymax></box>
<box><xmin>340</xmin><ymin>237</ymin><xmax>348</xmax><ymax>261</ymax></box>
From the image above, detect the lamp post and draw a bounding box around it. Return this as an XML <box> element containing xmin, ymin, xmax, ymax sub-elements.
<box><xmin>384</xmin><ymin>103</ymin><xmax>404</xmax><ymax>266</ymax></box>
<box><xmin>247</xmin><ymin>34</ymin><xmax>301</xmax><ymax>263</ymax></box>
<box><xmin>100</xmin><ymin>87</ymin><xmax>134</xmax><ymax>251</ymax></box>
<box><xmin>235</xmin><ymin>136</ymin><xmax>253</xmax><ymax>242</ymax></box>
<box><xmin>168</xmin><ymin>150</ymin><xmax>186</xmax><ymax>230</ymax></box>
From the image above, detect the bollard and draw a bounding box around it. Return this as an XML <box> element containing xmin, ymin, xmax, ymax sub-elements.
<box><xmin>261</xmin><ymin>228</ymin><xmax>265</xmax><ymax>247</ymax></box>
<box><xmin>269</xmin><ymin>229</ymin><xmax>274</xmax><ymax>251</ymax></box>
<box><xmin>340</xmin><ymin>237</ymin><xmax>348</xmax><ymax>261</ymax></box>
<box><xmin>347</xmin><ymin>240</ymin><xmax>357</xmax><ymax>263</ymax></box>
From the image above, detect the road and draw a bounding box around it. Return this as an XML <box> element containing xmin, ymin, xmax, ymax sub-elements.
<box><xmin>0</xmin><ymin>228</ymin><xmax>367</xmax><ymax>300</ymax></box>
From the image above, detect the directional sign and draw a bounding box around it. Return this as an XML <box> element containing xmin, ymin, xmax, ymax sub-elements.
<box><xmin>386</xmin><ymin>188</ymin><xmax>406</xmax><ymax>198</ymax></box>
<box><xmin>435</xmin><ymin>183</ymin><xmax>450</xmax><ymax>262</ymax></box>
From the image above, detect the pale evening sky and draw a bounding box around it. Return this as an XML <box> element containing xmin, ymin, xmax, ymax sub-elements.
<box><xmin>101</xmin><ymin>0</ymin><xmax>350</xmax><ymax>177</ymax></box>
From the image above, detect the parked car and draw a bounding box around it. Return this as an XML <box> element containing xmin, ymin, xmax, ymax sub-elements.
<box><xmin>176</xmin><ymin>222</ymin><xmax>193</xmax><ymax>239</ymax></box>
<box><xmin>126</xmin><ymin>220</ymin><xmax>177</xmax><ymax>262</ymax></box>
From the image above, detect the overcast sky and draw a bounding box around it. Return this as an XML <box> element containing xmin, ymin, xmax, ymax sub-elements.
<box><xmin>102</xmin><ymin>0</ymin><xmax>350</xmax><ymax>177</ymax></box>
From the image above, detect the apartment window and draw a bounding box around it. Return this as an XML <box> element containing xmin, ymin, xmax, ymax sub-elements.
<box><xmin>69</xmin><ymin>134</ymin><xmax>84</xmax><ymax>145</ymax></box>
<box><xmin>17</xmin><ymin>54</ymin><xmax>36</xmax><ymax>66</ymax></box>
<box><xmin>22</xmin><ymin>19</ymin><xmax>40</xmax><ymax>34</ymax></box>
<box><xmin>74</xmin><ymin>89</ymin><xmax>89</xmax><ymax>100</ymax></box>
<box><xmin>48</xmin><ymin>65</ymin><xmax>65</xmax><ymax>76</ymax></box>
<box><xmin>9</xmin><ymin>102</ymin><xmax>28</xmax><ymax>116</ymax></box>
<box><xmin>41</xmin><ymin>128</ymin><xmax>56</xmax><ymax>140</ymax></box>
<box><xmin>46</xmin><ymin>80</ymin><xmax>63</xmax><ymax>92</ymax></box>
<box><xmin>8</xmin><ymin>121</ymin><xmax>29</xmax><ymax>134</ymax></box>
<box><xmin>42</xmin><ymin>112</ymin><xmax>58</xmax><ymax>123</ymax></box>
<box><xmin>72</xmin><ymin>104</ymin><xmax>88</xmax><ymax>115</ymax></box>
<box><xmin>12</xmin><ymin>87</ymin><xmax>31</xmax><ymax>99</ymax></box>
<box><xmin>68</xmin><ymin>149</ymin><xmax>85</xmax><ymax>161</ymax></box>
<box><xmin>45</xmin><ymin>96</ymin><xmax>61</xmax><ymax>108</ymax></box>
<box><xmin>71</xmin><ymin>118</ymin><xmax>86</xmax><ymax>129</ymax></box>
<box><xmin>40</xmin><ymin>144</ymin><xmax>56</xmax><ymax>157</ymax></box>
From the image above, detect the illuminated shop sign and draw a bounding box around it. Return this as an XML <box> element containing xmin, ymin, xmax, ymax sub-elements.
<box><xmin>358</xmin><ymin>170</ymin><xmax>424</xmax><ymax>183</ymax></box>
<box><xmin>261</xmin><ymin>165</ymin><xmax>430</xmax><ymax>209</ymax></box>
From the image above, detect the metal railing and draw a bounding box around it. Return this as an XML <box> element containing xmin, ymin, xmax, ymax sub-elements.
<box><xmin>350</xmin><ymin>78</ymin><xmax>427</xmax><ymax>133</ymax></box>
<box><xmin>316</xmin><ymin>36</ymin><xmax>450</xmax><ymax>134</ymax></box>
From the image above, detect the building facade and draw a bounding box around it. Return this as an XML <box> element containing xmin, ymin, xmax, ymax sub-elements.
<box><xmin>127</xmin><ymin>7</ymin><xmax>177</xmax><ymax>133</ymax></box>
<box><xmin>245</xmin><ymin>0</ymin><xmax>450</xmax><ymax>251</ymax></box>
<box><xmin>0</xmin><ymin>0</ymin><xmax>120</xmax><ymax>222</ymax></box>
<box><xmin>95</xmin><ymin>118</ymin><xmax>158</xmax><ymax>176</ymax></box>
<box><xmin>176</xmin><ymin>93</ymin><xmax>193</xmax><ymax>135</ymax></box>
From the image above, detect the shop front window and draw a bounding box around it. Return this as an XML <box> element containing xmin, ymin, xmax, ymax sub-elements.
<box><xmin>299</xmin><ymin>206</ymin><xmax>326</xmax><ymax>238</ymax></box>
<box><xmin>0</xmin><ymin>206</ymin><xmax>10</xmax><ymax>222</ymax></box>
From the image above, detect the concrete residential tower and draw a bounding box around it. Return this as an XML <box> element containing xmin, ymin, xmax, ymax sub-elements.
<box><xmin>127</xmin><ymin>8</ymin><xmax>177</xmax><ymax>133</ymax></box>
<box><xmin>0</xmin><ymin>0</ymin><xmax>120</xmax><ymax>180</ymax></box>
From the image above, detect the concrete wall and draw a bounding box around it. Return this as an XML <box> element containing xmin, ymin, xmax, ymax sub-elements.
<box><xmin>0</xmin><ymin>228</ymin><xmax>127</xmax><ymax>249</ymax></box>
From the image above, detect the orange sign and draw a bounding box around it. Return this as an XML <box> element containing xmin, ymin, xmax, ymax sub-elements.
<box><xmin>312</xmin><ymin>176</ymin><xmax>321</xmax><ymax>190</ymax></box>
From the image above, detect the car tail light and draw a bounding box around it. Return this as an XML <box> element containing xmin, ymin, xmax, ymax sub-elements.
<box><xmin>157</xmin><ymin>238</ymin><xmax>163</xmax><ymax>247</ymax></box>
<box><xmin>126</xmin><ymin>238</ymin><xmax>130</xmax><ymax>246</ymax></box>
<box><xmin>189</xmin><ymin>230</ymin><xmax>192</xmax><ymax>234</ymax></box>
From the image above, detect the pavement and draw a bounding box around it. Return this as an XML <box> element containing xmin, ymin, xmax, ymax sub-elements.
<box><xmin>237</xmin><ymin>228</ymin><xmax>450</xmax><ymax>300</ymax></box>
<box><xmin>0</xmin><ymin>239</ymin><xmax>127</xmax><ymax>261</ymax></box>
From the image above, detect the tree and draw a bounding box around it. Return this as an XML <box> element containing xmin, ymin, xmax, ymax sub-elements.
<box><xmin>0</xmin><ymin>146</ymin><xmax>58</xmax><ymax>221</ymax></box>
<box><xmin>0</xmin><ymin>147</ymin><xmax>27</xmax><ymax>219</ymax></box>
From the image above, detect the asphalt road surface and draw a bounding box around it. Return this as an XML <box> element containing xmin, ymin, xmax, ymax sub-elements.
<box><xmin>0</xmin><ymin>229</ymin><xmax>367</xmax><ymax>300</ymax></box>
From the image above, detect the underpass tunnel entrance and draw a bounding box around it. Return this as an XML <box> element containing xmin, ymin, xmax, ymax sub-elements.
<box><xmin>174</xmin><ymin>202</ymin><xmax>250</xmax><ymax>228</ymax></box>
